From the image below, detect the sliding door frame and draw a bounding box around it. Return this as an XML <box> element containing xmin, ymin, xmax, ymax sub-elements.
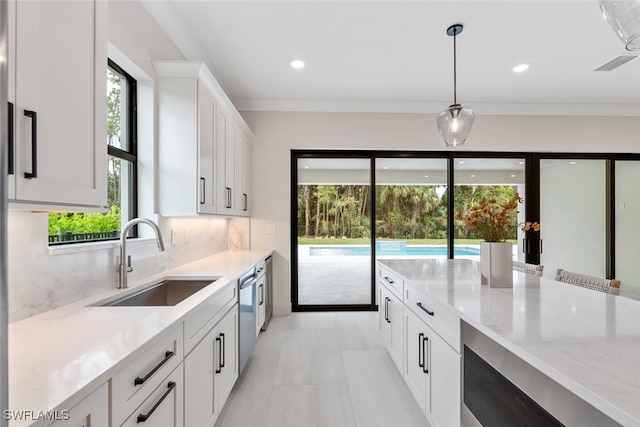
<box><xmin>292</xmin><ymin>150</ymin><xmax>640</xmax><ymax>311</ymax></box>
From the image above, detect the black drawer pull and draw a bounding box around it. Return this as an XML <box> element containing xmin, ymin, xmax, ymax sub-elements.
<box><xmin>215</xmin><ymin>336</ymin><xmax>222</xmax><ymax>374</ymax></box>
<box><xmin>134</xmin><ymin>351</ymin><xmax>174</xmax><ymax>386</ymax></box>
<box><xmin>422</xmin><ymin>335</ymin><xmax>429</xmax><ymax>374</ymax></box>
<box><xmin>200</xmin><ymin>177</ymin><xmax>205</xmax><ymax>204</ymax></box>
<box><xmin>384</xmin><ymin>276</ymin><xmax>394</xmax><ymax>284</ymax></box>
<box><xmin>226</xmin><ymin>187</ymin><xmax>232</xmax><ymax>208</ymax></box>
<box><xmin>23</xmin><ymin>109</ymin><xmax>37</xmax><ymax>179</ymax></box>
<box><xmin>418</xmin><ymin>332</ymin><xmax>424</xmax><ymax>369</ymax></box>
<box><xmin>416</xmin><ymin>302</ymin><xmax>434</xmax><ymax>317</ymax></box>
<box><xmin>137</xmin><ymin>381</ymin><xmax>176</xmax><ymax>423</ymax></box>
<box><xmin>220</xmin><ymin>333</ymin><xmax>226</xmax><ymax>368</ymax></box>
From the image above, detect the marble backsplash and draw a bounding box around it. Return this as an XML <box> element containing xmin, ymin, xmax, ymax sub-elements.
<box><xmin>7</xmin><ymin>210</ymin><xmax>249</xmax><ymax>323</ymax></box>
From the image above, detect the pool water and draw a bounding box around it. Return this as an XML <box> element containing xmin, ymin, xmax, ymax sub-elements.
<box><xmin>309</xmin><ymin>245</ymin><xmax>480</xmax><ymax>257</ymax></box>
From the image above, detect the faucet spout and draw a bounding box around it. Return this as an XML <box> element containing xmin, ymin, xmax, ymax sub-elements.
<box><xmin>118</xmin><ymin>218</ymin><xmax>166</xmax><ymax>289</ymax></box>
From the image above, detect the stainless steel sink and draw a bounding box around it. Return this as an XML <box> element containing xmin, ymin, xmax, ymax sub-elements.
<box><xmin>97</xmin><ymin>278</ymin><xmax>217</xmax><ymax>307</ymax></box>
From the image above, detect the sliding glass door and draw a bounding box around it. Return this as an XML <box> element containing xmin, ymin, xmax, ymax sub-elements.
<box><xmin>375</xmin><ymin>158</ymin><xmax>448</xmax><ymax>260</ymax></box>
<box><xmin>453</xmin><ymin>158</ymin><xmax>526</xmax><ymax>262</ymax></box>
<box><xmin>539</xmin><ymin>159</ymin><xmax>606</xmax><ymax>278</ymax></box>
<box><xmin>294</xmin><ymin>156</ymin><xmax>373</xmax><ymax>309</ymax></box>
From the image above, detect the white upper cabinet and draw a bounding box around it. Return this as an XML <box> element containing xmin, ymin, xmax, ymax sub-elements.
<box><xmin>155</xmin><ymin>61</ymin><xmax>253</xmax><ymax>217</ymax></box>
<box><xmin>8</xmin><ymin>0</ymin><xmax>107</xmax><ymax>209</ymax></box>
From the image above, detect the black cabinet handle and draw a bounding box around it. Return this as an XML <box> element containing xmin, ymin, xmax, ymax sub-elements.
<box><xmin>384</xmin><ymin>276</ymin><xmax>394</xmax><ymax>284</ymax></box>
<box><xmin>259</xmin><ymin>284</ymin><xmax>264</xmax><ymax>305</ymax></box>
<box><xmin>243</xmin><ymin>193</ymin><xmax>248</xmax><ymax>211</ymax></box>
<box><xmin>422</xmin><ymin>335</ymin><xmax>429</xmax><ymax>374</ymax></box>
<box><xmin>134</xmin><ymin>351</ymin><xmax>174</xmax><ymax>385</ymax></box>
<box><xmin>416</xmin><ymin>302</ymin><xmax>434</xmax><ymax>317</ymax></box>
<box><xmin>385</xmin><ymin>297</ymin><xmax>391</xmax><ymax>323</ymax></box>
<box><xmin>137</xmin><ymin>381</ymin><xmax>176</xmax><ymax>423</ymax></box>
<box><xmin>220</xmin><ymin>333</ymin><xmax>226</xmax><ymax>368</ymax></box>
<box><xmin>8</xmin><ymin>102</ymin><xmax>14</xmax><ymax>175</ymax></box>
<box><xmin>225</xmin><ymin>187</ymin><xmax>232</xmax><ymax>208</ymax></box>
<box><xmin>200</xmin><ymin>177</ymin><xmax>205</xmax><ymax>204</ymax></box>
<box><xmin>23</xmin><ymin>109</ymin><xmax>37</xmax><ymax>179</ymax></box>
<box><xmin>418</xmin><ymin>333</ymin><xmax>424</xmax><ymax>369</ymax></box>
<box><xmin>215</xmin><ymin>336</ymin><xmax>222</xmax><ymax>374</ymax></box>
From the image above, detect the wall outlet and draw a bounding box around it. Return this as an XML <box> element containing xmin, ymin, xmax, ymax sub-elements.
<box><xmin>184</xmin><ymin>229</ymin><xmax>189</xmax><ymax>244</ymax></box>
<box><xmin>266</xmin><ymin>224</ymin><xmax>277</xmax><ymax>234</ymax></box>
<box><xmin>171</xmin><ymin>229</ymin><xmax>177</xmax><ymax>245</ymax></box>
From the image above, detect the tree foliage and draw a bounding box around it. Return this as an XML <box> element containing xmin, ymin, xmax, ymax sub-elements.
<box><xmin>297</xmin><ymin>184</ymin><xmax>519</xmax><ymax>240</ymax></box>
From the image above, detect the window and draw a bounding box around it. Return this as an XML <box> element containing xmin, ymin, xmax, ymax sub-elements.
<box><xmin>48</xmin><ymin>60</ymin><xmax>137</xmax><ymax>245</ymax></box>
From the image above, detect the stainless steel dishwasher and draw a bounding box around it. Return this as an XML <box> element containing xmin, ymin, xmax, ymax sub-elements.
<box><xmin>238</xmin><ymin>267</ymin><xmax>257</xmax><ymax>374</ymax></box>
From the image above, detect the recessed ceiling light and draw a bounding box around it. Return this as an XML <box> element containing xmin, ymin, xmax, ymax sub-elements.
<box><xmin>511</xmin><ymin>174</ymin><xmax>516</xmax><ymax>178</ymax></box>
<box><xmin>470</xmin><ymin>174</ymin><xmax>476</xmax><ymax>178</ymax></box>
<box><xmin>458</xmin><ymin>161</ymin><xmax>465</xmax><ymax>164</ymax></box>
<box><xmin>383</xmin><ymin>166</ymin><xmax>389</xmax><ymax>170</ymax></box>
<box><xmin>424</xmin><ymin>175</ymin><xmax>429</xmax><ymax>178</ymax></box>
<box><xmin>513</xmin><ymin>62</ymin><xmax>530</xmax><ymax>73</ymax></box>
<box><xmin>569</xmin><ymin>161</ymin><xmax>577</xmax><ymax>165</ymax></box>
<box><xmin>518</xmin><ymin>161</ymin><xmax>524</xmax><ymax>165</ymax></box>
<box><xmin>290</xmin><ymin>59</ymin><xmax>305</xmax><ymax>69</ymax></box>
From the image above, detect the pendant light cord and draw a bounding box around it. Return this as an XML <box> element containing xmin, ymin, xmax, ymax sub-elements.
<box><xmin>453</xmin><ymin>27</ymin><xmax>457</xmax><ymax>105</ymax></box>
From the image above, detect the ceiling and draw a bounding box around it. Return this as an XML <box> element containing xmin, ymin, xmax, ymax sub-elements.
<box><xmin>142</xmin><ymin>1</ymin><xmax>640</xmax><ymax>116</ymax></box>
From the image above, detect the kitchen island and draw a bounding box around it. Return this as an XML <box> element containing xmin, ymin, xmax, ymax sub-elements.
<box><xmin>378</xmin><ymin>258</ymin><xmax>640</xmax><ymax>427</ymax></box>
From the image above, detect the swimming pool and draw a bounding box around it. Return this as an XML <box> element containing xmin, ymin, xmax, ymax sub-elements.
<box><xmin>308</xmin><ymin>245</ymin><xmax>480</xmax><ymax>257</ymax></box>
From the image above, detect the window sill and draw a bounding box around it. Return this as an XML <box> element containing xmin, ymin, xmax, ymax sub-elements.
<box><xmin>48</xmin><ymin>237</ymin><xmax>159</xmax><ymax>256</ymax></box>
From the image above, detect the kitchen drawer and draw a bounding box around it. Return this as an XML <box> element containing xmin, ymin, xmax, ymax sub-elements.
<box><xmin>184</xmin><ymin>282</ymin><xmax>237</xmax><ymax>354</ymax></box>
<box><xmin>378</xmin><ymin>264</ymin><xmax>403</xmax><ymax>299</ymax></box>
<box><xmin>405</xmin><ymin>285</ymin><xmax>460</xmax><ymax>353</ymax></box>
<box><xmin>120</xmin><ymin>363</ymin><xmax>184</xmax><ymax>427</ymax></box>
<box><xmin>112</xmin><ymin>325</ymin><xmax>183</xmax><ymax>426</ymax></box>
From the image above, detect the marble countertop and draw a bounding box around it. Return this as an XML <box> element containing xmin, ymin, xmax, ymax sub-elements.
<box><xmin>8</xmin><ymin>249</ymin><xmax>272</xmax><ymax>426</ymax></box>
<box><xmin>378</xmin><ymin>258</ymin><xmax>640</xmax><ymax>427</ymax></box>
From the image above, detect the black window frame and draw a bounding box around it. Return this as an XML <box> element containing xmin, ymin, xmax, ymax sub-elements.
<box><xmin>107</xmin><ymin>58</ymin><xmax>138</xmax><ymax>232</ymax></box>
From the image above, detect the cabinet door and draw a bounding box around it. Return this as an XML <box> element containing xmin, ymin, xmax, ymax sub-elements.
<box><xmin>430</xmin><ymin>333</ymin><xmax>461</xmax><ymax>427</ymax></box>
<box><xmin>198</xmin><ymin>84</ymin><xmax>216</xmax><ymax>214</ymax></box>
<box><xmin>404</xmin><ymin>309</ymin><xmax>430</xmax><ymax>415</ymax></box>
<box><xmin>388</xmin><ymin>290</ymin><xmax>404</xmax><ymax>371</ymax></box>
<box><xmin>235</xmin><ymin>131</ymin><xmax>250</xmax><ymax>216</ymax></box>
<box><xmin>215</xmin><ymin>305</ymin><xmax>239</xmax><ymax>412</ymax></box>
<box><xmin>216</xmin><ymin>110</ymin><xmax>235</xmax><ymax>215</ymax></box>
<box><xmin>48</xmin><ymin>382</ymin><xmax>109</xmax><ymax>427</ymax></box>
<box><xmin>379</xmin><ymin>285</ymin><xmax>392</xmax><ymax>349</ymax></box>
<box><xmin>6</xmin><ymin>0</ymin><xmax>15</xmax><ymax>200</ymax></box>
<box><xmin>184</xmin><ymin>328</ymin><xmax>216</xmax><ymax>427</ymax></box>
<box><xmin>13</xmin><ymin>0</ymin><xmax>107</xmax><ymax>208</ymax></box>
<box><xmin>121</xmin><ymin>364</ymin><xmax>184</xmax><ymax>427</ymax></box>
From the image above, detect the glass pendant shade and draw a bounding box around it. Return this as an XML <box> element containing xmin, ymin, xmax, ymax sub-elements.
<box><xmin>599</xmin><ymin>0</ymin><xmax>640</xmax><ymax>51</ymax></box>
<box><xmin>437</xmin><ymin>104</ymin><xmax>475</xmax><ymax>147</ymax></box>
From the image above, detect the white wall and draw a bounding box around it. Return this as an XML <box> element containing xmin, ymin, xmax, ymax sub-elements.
<box><xmin>244</xmin><ymin>111</ymin><xmax>640</xmax><ymax>314</ymax></box>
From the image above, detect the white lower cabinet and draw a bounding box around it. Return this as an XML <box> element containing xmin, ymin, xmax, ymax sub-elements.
<box><xmin>184</xmin><ymin>303</ymin><xmax>238</xmax><ymax>427</ymax></box>
<box><xmin>257</xmin><ymin>273</ymin><xmax>266</xmax><ymax>334</ymax></box>
<box><xmin>404</xmin><ymin>300</ymin><xmax>461</xmax><ymax>427</ymax></box>
<box><xmin>378</xmin><ymin>282</ymin><xmax>403</xmax><ymax>371</ymax></box>
<box><xmin>48</xmin><ymin>382</ymin><xmax>109</xmax><ymax>427</ymax></box>
<box><xmin>121</xmin><ymin>364</ymin><xmax>184</xmax><ymax>427</ymax></box>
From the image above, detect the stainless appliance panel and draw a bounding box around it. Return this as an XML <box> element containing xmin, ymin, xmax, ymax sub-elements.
<box><xmin>238</xmin><ymin>268</ymin><xmax>257</xmax><ymax>374</ymax></box>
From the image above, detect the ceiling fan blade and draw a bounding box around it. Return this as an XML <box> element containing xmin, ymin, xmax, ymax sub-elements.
<box><xmin>594</xmin><ymin>55</ymin><xmax>638</xmax><ymax>71</ymax></box>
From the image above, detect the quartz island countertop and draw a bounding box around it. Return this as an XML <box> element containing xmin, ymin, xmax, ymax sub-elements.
<box><xmin>378</xmin><ymin>258</ymin><xmax>640</xmax><ymax>427</ymax></box>
<box><xmin>8</xmin><ymin>249</ymin><xmax>272</xmax><ymax>426</ymax></box>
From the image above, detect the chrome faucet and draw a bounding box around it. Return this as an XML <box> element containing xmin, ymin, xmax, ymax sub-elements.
<box><xmin>118</xmin><ymin>218</ymin><xmax>166</xmax><ymax>289</ymax></box>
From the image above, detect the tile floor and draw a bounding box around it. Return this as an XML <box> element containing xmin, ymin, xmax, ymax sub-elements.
<box><xmin>215</xmin><ymin>311</ymin><xmax>430</xmax><ymax>427</ymax></box>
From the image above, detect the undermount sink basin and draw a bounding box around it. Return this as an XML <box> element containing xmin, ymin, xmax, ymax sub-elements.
<box><xmin>97</xmin><ymin>278</ymin><xmax>218</xmax><ymax>307</ymax></box>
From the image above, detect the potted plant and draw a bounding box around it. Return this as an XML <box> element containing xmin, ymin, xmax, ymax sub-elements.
<box><xmin>457</xmin><ymin>193</ymin><xmax>523</xmax><ymax>287</ymax></box>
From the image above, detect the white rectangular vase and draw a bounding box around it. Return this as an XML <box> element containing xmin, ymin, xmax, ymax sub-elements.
<box><xmin>480</xmin><ymin>242</ymin><xmax>513</xmax><ymax>288</ymax></box>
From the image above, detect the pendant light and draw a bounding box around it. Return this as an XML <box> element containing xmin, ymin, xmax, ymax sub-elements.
<box><xmin>599</xmin><ymin>0</ymin><xmax>640</xmax><ymax>51</ymax></box>
<box><xmin>437</xmin><ymin>24</ymin><xmax>474</xmax><ymax>147</ymax></box>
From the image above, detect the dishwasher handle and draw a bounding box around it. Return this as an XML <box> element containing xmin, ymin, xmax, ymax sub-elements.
<box><xmin>239</xmin><ymin>267</ymin><xmax>257</xmax><ymax>289</ymax></box>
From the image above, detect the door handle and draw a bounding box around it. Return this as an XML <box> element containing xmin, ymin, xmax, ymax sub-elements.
<box><xmin>422</xmin><ymin>335</ymin><xmax>429</xmax><ymax>374</ymax></box>
<box><xmin>418</xmin><ymin>333</ymin><xmax>424</xmax><ymax>369</ymax></box>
